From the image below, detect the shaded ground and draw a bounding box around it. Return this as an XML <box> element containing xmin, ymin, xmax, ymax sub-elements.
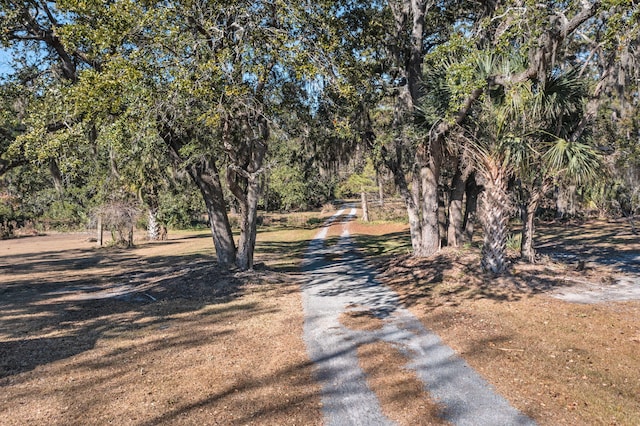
<box><xmin>1</xmin><ymin>214</ymin><xmax>639</xmax><ymax>425</ymax></box>
<box><xmin>351</xmin><ymin>218</ymin><xmax>640</xmax><ymax>425</ymax></box>
<box><xmin>0</xmin><ymin>230</ymin><xmax>323</xmax><ymax>425</ymax></box>
<box><xmin>537</xmin><ymin>219</ymin><xmax>640</xmax><ymax>274</ymax></box>
<box><xmin>536</xmin><ymin>219</ymin><xmax>640</xmax><ymax>303</ymax></box>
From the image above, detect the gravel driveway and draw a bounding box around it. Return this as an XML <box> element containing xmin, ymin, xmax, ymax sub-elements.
<box><xmin>301</xmin><ymin>208</ymin><xmax>535</xmax><ymax>426</ymax></box>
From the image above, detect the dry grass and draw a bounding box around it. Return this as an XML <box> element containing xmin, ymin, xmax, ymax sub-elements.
<box><xmin>339</xmin><ymin>305</ymin><xmax>385</xmax><ymax>331</ymax></box>
<box><xmin>0</xmin><ymin>229</ymin><xmax>322</xmax><ymax>426</ymax></box>
<box><xmin>351</xmin><ymin>220</ymin><xmax>640</xmax><ymax>426</ymax></box>
<box><xmin>4</xmin><ymin>212</ymin><xmax>640</xmax><ymax>426</ymax></box>
<box><xmin>356</xmin><ymin>341</ymin><xmax>449</xmax><ymax>426</ymax></box>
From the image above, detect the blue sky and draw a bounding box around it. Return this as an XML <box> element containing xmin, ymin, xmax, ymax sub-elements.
<box><xmin>0</xmin><ymin>48</ymin><xmax>15</xmax><ymax>78</ymax></box>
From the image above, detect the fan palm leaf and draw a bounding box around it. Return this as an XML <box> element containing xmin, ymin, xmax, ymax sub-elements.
<box><xmin>543</xmin><ymin>138</ymin><xmax>601</xmax><ymax>184</ymax></box>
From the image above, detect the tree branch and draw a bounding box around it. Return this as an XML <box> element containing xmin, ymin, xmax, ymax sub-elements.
<box><xmin>494</xmin><ymin>1</ymin><xmax>601</xmax><ymax>85</ymax></box>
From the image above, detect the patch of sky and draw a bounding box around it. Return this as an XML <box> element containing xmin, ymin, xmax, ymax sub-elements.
<box><xmin>0</xmin><ymin>47</ymin><xmax>14</xmax><ymax>78</ymax></box>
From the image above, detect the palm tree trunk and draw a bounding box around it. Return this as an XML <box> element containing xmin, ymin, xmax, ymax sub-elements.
<box><xmin>147</xmin><ymin>207</ymin><xmax>161</xmax><ymax>241</ymax></box>
<box><xmin>479</xmin><ymin>165</ymin><xmax>510</xmax><ymax>274</ymax></box>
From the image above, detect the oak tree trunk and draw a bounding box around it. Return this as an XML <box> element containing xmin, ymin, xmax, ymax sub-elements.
<box><xmin>235</xmin><ymin>175</ymin><xmax>261</xmax><ymax>271</ymax></box>
<box><xmin>189</xmin><ymin>160</ymin><xmax>237</xmax><ymax>268</ymax></box>
<box><xmin>223</xmin><ymin>114</ymin><xmax>268</xmax><ymax>271</ymax></box>
<box><xmin>447</xmin><ymin>168</ymin><xmax>466</xmax><ymax>247</ymax></box>
<box><xmin>361</xmin><ymin>189</ymin><xmax>370</xmax><ymax>222</ymax></box>
<box><xmin>162</xmin><ymin>125</ymin><xmax>237</xmax><ymax>269</ymax></box>
<box><xmin>417</xmin><ymin>142</ymin><xmax>443</xmax><ymax>257</ymax></box>
<box><xmin>463</xmin><ymin>174</ymin><xmax>480</xmax><ymax>243</ymax></box>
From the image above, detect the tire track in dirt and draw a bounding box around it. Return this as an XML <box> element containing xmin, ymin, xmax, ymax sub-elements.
<box><xmin>301</xmin><ymin>207</ymin><xmax>536</xmax><ymax>426</ymax></box>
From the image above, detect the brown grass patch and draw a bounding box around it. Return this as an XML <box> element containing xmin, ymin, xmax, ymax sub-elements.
<box><xmin>0</xmin><ymin>230</ymin><xmax>322</xmax><ymax>426</ymax></box>
<box><xmin>416</xmin><ymin>296</ymin><xmax>640</xmax><ymax>425</ymax></box>
<box><xmin>353</xmin><ymin>219</ymin><xmax>640</xmax><ymax>426</ymax></box>
<box><xmin>339</xmin><ymin>305</ymin><xmax>384</xmax><ymax>331</ymax></box>
<box><xmin>356</xmin><ymin>341</ymin><xmax>449</xmax><ymax>425</ymax></box>
<box><xmin>349</xmin><ymin>220</ymin><xmax>408</xmax><ymax>237</ymax></box>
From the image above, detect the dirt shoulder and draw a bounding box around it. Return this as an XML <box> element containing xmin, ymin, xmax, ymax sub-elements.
<box><xmin>0</xmin><ymin>230</ymin><xmax>322</xmax><ymax>426</ymax></box>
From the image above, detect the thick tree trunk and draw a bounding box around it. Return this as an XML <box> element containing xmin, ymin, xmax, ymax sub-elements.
<box><xmin>479</xmin><ymin>165</ymin><xmax>510</xmax><ymax>274</ymax></box>
<box><xmin>447</xmin><ymin>167</ymin><xmax>466</xmax><ymax>247</ymax></box>
<box><xmin>189</xmin><ymin>159</ymin><xmax>236</xmax><ymax>268</ymax></box>
<box><xmin>235</xmin><ymin>175</ymin><xmax>261</xmax><ymax>271</ymax></box>
<box><xmin>417</xmin><ymin>143</ymin><xmax>442</xmax><ymax>257</ymax></box>
<box><xmin>161</xmin><ymin>125</ymin><xmax>236</xmax><ymax>268</ymax></box>
<box><xmin>385</xmin><ymin>143</ymin><xmax>441</xmax><ymax>257</ymax></box>
<box><xmin>361</xmin><ymin>189</ymin><xmax>370</xmax><ymax>222</ymax></box>
<box><xmin>386</xmin><ymin>0</ymin><xmax>437</xmax><ymax>257</ymax></box>
<box><xmin>223</xmin><ymin>114</ymin><xmax>268</xmax><ymax>271</ymax></box>
<box><xmin>396</xmin><ymin>162</ymin><xmax>423</xmax><ymax>253</ymax></box>
<box><xmin>463</xmin><ymin>174</ymin><xmax>480</xmax><ymax>243</ymax></box>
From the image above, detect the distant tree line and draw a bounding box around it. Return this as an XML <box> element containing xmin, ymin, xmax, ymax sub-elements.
<box><xmin>1</xmin><ymin>0</ymin><xmax>638</xmax><ymax>273</ymax></box>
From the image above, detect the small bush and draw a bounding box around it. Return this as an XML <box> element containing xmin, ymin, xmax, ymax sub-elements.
<box><xmin>306</xmin><ymin>217</ymin><xmax>324</xmax><ymax>227</ymax></box>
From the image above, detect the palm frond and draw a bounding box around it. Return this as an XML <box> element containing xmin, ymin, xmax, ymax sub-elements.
<box><xmin>543</xmin><ymin>137</ymin><xmax>602</xmax><ymax>184</ymax></box>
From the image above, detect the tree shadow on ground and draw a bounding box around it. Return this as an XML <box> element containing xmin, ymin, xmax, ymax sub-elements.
<box><xmin>368</xmin><ymin>247</ymin><xmax>584</xmax><ymax>309</ymax></box>
<box><xmin>352</xmin><ymin>231</ymin><xmax>412</xmax><ymax>258</ymax></box>
<box><xmin>535</xmin><ymin>220</ymin><xmax>640</xmax><ymax>274</ymax></box>
<box><xmin>0</xmin><ymin>229</ymin><xmax>330</xmax><ymax>424</ymax></box>
<box><xmin>254</xmin><ymin>238</ymin><xmax>313</xmax><ymax>273</ymax></box>
<box><xmin>0</xmin><ymin>246</ymin><xmax>246</xmax><ymax>380</ymax></box>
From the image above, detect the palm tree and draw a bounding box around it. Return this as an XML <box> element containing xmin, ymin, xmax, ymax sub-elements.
<box><xmin>464</xmin><ymin>94</ymin><xmax>520</xmax><ymax>274</ymax></box>
<box><xmin>465</xmin><ymin>57</ymin><xmax>600</xmax><ymax>271</ymax></box>
<box><xmin>510</xmin><ymin>72</ymin><xmax>601</xmax><ymax>262</ymax></box>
